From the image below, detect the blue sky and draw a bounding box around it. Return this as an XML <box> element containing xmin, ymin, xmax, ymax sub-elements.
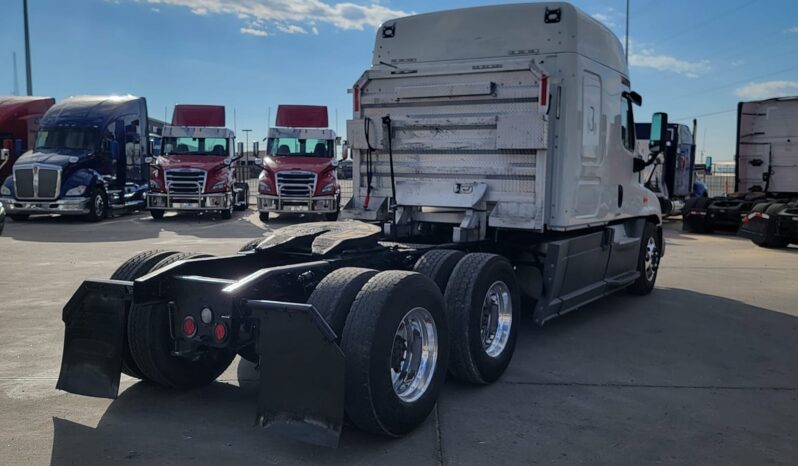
<box><xmin>2</xmin><ymin>0</ymin><xmax>797</xmax><ymax>160</ymax></box>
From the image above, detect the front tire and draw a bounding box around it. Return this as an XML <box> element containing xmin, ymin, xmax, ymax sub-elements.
<box><xmin>150</xmin><ymin>209</ymin><xmax>165</xmax><ymax>220</ymax></box>
<box><xmin>342</xmin><ymin>271</ymin><xmax>449</xmax><ymax>437</ymax></box>
<box><xmin>259</xmin><ymin>212</ymin><xmax>270</xmax><ymax>222</ymax></box>
<box><xmin>85</xmin><ymin>188</ymin><xmax>107</xmax><ymax>222</ymax></box>
<box><xmin>9</xmin><ymin>214</ymin><xmax>29</xmax><ymax>221</ymax></box>
<box><xmin>444</xmin><ymin>253</ymin><xmax>520</xmax><ymax>385</ymax></box>
<box><xmin>627</xmin><ymin>222</ymin><xmax>662</xmax><ymax>295</ymax></box>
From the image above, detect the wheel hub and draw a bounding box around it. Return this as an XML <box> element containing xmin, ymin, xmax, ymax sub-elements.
<box><xmin>644</xmin><ymin>237</ymin><xmax>660</xmax><ymax>281</ymax></box>
<box><xmin>390</xmin><ymin>307</ymin><xmax>438</xmax><ymax>403</ymax></box>
<box><xmin>480</xmin><ymin>281</ymin><xmax>512</xmax><ymax>358</ymax></box>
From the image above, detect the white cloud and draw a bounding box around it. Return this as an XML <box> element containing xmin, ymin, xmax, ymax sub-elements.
<box><xmin>591</xmin><ymin>13</ymin><xmax>616</xmax><ymax>28</ymax></box>
<box><xmin>151</xmin><ymin>7</ymin><xmax>160</xmax><ymax>12</ymax></box>
<box><xmin>311</xmin><ymin>26</ymin><xmax>319</xmax><ymax>35</ymax></box>
<box><xmin>141</xmin><ymin>0</ymin><xmax>408</xmax><ymax>36</ymax></box>
<box><xmin>735</xmin><ymin>81</ymin><xmax>798</xmax><ymax>100</ymax></box>
<box><xmin>786</xmin><ymin>26</ymin><xmax>798</xmax><ymax>33</ymax></box>
<box><xmin>628</xmin><ymin>43</ymin><xmax>711</xmax><ymax>78</ymax></box>
<box><xmin>240</xmin><ymin>27</ymin><xmax>269</xmax><ymax>37</ymax></box>
<box><xmin>276</xmin><ymin>24</ymin><xmax>307</xmax><ymax>34</ymax></box>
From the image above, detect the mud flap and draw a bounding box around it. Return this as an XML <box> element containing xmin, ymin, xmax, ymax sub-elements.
<box><xmin>56</xmin><ymin>279</ymin><xmax>133</xmax><ymax>399</ymax></box>
<box><xmin>246</xmin><ymin>299</ymin><xmax>345</xmax><ymax>448</ymax></box>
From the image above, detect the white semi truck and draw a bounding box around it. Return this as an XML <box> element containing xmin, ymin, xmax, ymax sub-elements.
<box><xmin>56</xmin><ymin>3</ymin><xmax>666</xmax><ymax>447</ymax></box>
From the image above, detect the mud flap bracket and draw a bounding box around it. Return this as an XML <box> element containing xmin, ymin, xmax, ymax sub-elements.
<box><xmin>56</xmin><ymin>279</ymin><xmax>133</xmax><ymax>399</ymax></box>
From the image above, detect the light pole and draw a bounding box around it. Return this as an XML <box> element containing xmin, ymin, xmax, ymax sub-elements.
<box><xmin>23</xmin><ymin>0</ymin><xmax>33</xmax><ymax>95</ymax></box>
<box><xmin>242</xmin><ymin>129</ymin><xmax>252</xmax><ymax>162</ymax></box>
<box><xmin>625</xmin><ymin>0</ymin><xmax>630</xmax><ymax>62</ymax></box>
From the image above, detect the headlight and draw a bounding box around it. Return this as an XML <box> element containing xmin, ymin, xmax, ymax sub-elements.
<box><xmin>66</xmin><ymin>185</ymin><xmax>87</xmax><ymax>196</ymax></box>
<box><xmin>0</xmin><ymin>185</ymin><xmax>10</xmax><ymax>196</ymax></box>
<box><xmin>212</xmin><ymin>180</ymin><xmax>228</xmax><ymax>192</ymax></box>
<box><xmin>259</xmin><ymin>181</ymin><xmax>272</xmax><ymax>194</ymax></box>
<box><xmin>321</xmin><ymin>182</ymin><xmax>336</xmax><ymax>194</ymax></box>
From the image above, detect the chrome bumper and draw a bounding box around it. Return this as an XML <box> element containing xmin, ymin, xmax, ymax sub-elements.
<box><xmin>147</xmin><ymin>192</ymin><xmax>231</xmax><ymax>211</ymax></box>
<box><xmin>0</xmin><ymin>196</ymin><xmax>90</xmax><ymax>215</ymax></box>
<box><xmin>257</xmin><ymin>195</ymin><xmax>338</xmax><ymax>213</ymax></box>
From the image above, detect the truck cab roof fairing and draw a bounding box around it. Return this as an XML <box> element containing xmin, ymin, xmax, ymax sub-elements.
<box><xmin>373</xmin><ymin>2</ymin><xmax>627</xmax><ymax>76</ymax></box>
<box><xmin>40</xmin><ymin>96</ymin><xmax>145</xmax><ymax>129</ymax></box>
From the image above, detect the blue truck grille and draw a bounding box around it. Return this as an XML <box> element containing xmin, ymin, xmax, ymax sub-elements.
<box><xmin>14</xmin><ymin>166</ymin><xmax>60</xmax><ymax>199</ymax></box>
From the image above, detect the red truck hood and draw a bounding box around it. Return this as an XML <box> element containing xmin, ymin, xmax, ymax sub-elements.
<box><xmin>264</xmin><ymin>156</ymin><xmax>333</xmax><ymax>173</ymax></box>
<box><xmin>156</xmin><ymin>154</ymin><xmax>227</xmax><ymax>171</ymax></box>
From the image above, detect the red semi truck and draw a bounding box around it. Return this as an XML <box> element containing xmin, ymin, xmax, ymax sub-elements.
<box><xmin>0</xmin><ymin>96</ymin><xmax>55</xmax><ymax>185</ymax></box>
<box><xmin>256</xmin><ymin>105</ymin><xmax>340</xmax><ymax>222</ymax></box>
<box><xmin>147</xmin><ymin>105</ymin><xmax>248</xmax><ymax>219</ymax></box>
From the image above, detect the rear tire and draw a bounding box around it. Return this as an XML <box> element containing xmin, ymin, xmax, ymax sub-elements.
<box><xmin>413</xmin><ymin>249</ymin><xmax>466</xmax><ymax>293</ymax></box>
<box><xmin>110</xmin><ymin>250</ymin><xmax>181</xmax><ymax>379</ymax></box>
<box><xmin>683</xmin><ymin>197</ymin><xmax>712</xmax><ymax>233</ymax></box>
<box><xmin>342</xmin><ymin>271</ymin><xmax>448</xmax><ymax>437</ymax></box>
<box><xmin>627</xmin><ymin>222</ymin><xmax>661</xmax><ymax>295</ymax></box>
<box><xmin>444</xmin><ymin>253</ymin><xmax>520</xmax><ymax>384</ymax></box>
<box><xmin>150</xmin><ymin>209</ymin><xmax>165</xmax><ymax>220</ymax></box>
<box><xmin>307</xmin><ymin>267</ymin><xmax>378</xmax><ymax>340</ymax></box>
<box><xmin>752</xmin><ymin>203</ymin><xmax>789</xmax><ymax>249</ymax></box>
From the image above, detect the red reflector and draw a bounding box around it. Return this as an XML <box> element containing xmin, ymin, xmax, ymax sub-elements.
<box><xmin>213</xmin><ymin>322</ymin><xmax>228</xmax><ymax>342</ymax></box>
<box><xmin>182</xmin><ymin>317</ymin><xmax>197</xmax><ymax>337</ymax></box>
<box><xmin>353</xmin><ymin>84</ymin><xmax>360</xmax><ymax>113</ymax></box>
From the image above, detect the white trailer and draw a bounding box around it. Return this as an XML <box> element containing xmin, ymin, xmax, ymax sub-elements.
<box><xmin>55</xmin><ymin>3</ymin><xmax>669</xmax><ymax>447</ymax></box>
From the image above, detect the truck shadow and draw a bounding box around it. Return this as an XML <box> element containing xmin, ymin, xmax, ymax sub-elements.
<box><xmin>2</xmin><ymin>209</ymin><xmax>298</xmax><ymax>243</ymax></box>
<box><xmin>49</xmin><ymin>288</ymin><xmax>798</xmax><ymax>465</ymax></box>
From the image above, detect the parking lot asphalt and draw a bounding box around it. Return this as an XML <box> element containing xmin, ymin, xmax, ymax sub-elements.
<box><xmin>0</xmin><ymin>212</ymin><xmax>796</xmax><ymax>465</ymax></box>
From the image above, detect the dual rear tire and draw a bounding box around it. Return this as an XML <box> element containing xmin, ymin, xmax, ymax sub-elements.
<box><xmin>307</xmin><ymin>250</ymin><xmax>520</xmax><ymax>437</ymax></box>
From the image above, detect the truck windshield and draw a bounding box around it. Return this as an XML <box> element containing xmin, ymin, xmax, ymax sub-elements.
<box><xmin>162</xmin><ymin>137</ymin><xmax>229</xmax><ymax>156</ymax></box>
<box><xmin>35</xmin><ymin>127</ymin><xmax>99</xmax><ymax>151</ymax></box>
<box><xmin>267</xmin><ymin>137</ymin><xmax>332</xmax><ymax>157</ymax></box>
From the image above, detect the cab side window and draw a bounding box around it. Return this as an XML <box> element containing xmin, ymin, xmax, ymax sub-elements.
<box><xmin>620</xmin><ymin>96</ymin><xmax>635</xmax><ymax>151</ymax></box>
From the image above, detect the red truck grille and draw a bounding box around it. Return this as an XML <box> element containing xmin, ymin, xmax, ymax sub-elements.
<box><xmin>276</xmin><ymin>171</ymin><xmax>316</xmax><ymax>198</ymax></box>
<box><xmin>165</xmin><ymin>169</ymin><xmax>206</xmax><ymax>195</ymax></box>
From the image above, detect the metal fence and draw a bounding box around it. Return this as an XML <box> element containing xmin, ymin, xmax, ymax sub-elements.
<box><xmin>695</xmin><ymin>161</ymin><xmax>736</xmax><ymax>197</ymax></box>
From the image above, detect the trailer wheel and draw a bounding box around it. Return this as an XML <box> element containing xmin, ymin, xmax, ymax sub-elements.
<box><xmin>307</xmin><ymin>267</ymin><xmax>378</xmax><ymax>340</ymax></box>
<box><xmin>444</xmin><ymin>253</ymin><xmax>520</xmax><ymax>384</ymax></box>
<box><xmin>752</xmin><ymin>203</ymin><xmax>789</xmax><ymax>249</ymax></box>
<box><xmin>259</xmin><ymin>212</ymin><xmax>270</xmax><ymax>223</ymax></box>
<box><xmin>627</xmin><ymin>222</ymin><xmax>662</xmax><ymax>295</ymax></box>
<box><xmin>110</xmin><ymin>250</ymin><xmax>182</xmax><ymax>379</ymax></box>
<box><xmin>150</xmin><ymin>209</ymin><xmax>165</xmax><ymax>220</ymax></box>
<box><xmin>413</xmin><ymin>249</ymin><xmax>466</xmax><ymax>292</ymax></box>
<box><xmin>342</xmin><ymin>271</ymin><xmax>448</xmax><ymax>437</ymax></box>
<box><xmin>85</xmin><ymin>188</ymin><xmax>107</xmax><ymax>222</ymax></box>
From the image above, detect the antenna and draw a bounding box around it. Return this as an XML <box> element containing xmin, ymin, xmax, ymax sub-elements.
<box><xmin>23</xmin><ymin>0</ymin><xmax>33</xmax><ymax>95</ymax></box>
<box><xmin>12</xmin><ymin>52</ymin><xmax>20</xmax><ymax>96</ymax></box>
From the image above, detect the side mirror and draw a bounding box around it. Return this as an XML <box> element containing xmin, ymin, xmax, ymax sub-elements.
<box><xmin>0</xmin><ymin>148</ymin><xmax>9</xmax><ymax>162</ymax></box>
<box><xmin>332</xmin><ymin>157</ymin><xmax>339</xmax><ymax>167</ymax></box>
<box><xmin>144</xmin><ymin>156</ymin><xmax>153</xmax><ymax>164</ymax></box>
<box><xmin>649</xmin><ymin>112</ymin><xmax>668</xmax><ymax>155</ymax></box>
<box><xmin>254</xmin><ymin>158</ymin><xmax>262</xmax><ymax>166</ymax></box>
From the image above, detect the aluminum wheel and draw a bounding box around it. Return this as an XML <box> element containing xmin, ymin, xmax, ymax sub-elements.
<box><xmin>94</xmin><ymin>193</ymin><xmax>105</xmax><ymax>217</ymax></box>
<box><xmin>480</xmin><ymin>281</ymin><xmax>512</xmax><ymax>358</ymax></box>
<box><xmin>644</xmin><ymin>236</ymin><xmax>660</xmax><ymax>281</ymax></box>
<box><xmin>390</xmin><ymin>307</ymin><xmax>439</xmax><ymax>403</ymax></box>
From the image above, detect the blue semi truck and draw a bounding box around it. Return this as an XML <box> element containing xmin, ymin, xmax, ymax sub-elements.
<box><xmin>0</xmin><ymin>95</ymin><xmax>160</xmax><ymax>222</ymax></box>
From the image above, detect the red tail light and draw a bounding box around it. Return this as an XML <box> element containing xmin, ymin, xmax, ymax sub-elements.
<box><xmin>213</xmin><ymin>322</ymin><xmax>228</xmax><ymax>342</ymax></box>
<box><xmin>182</xmin><ymin>316</ymin><xmax>197</xmax><ymax>337</ymax></box>
<box><xmin>353</xmin><ymin>84</ymin><xmax>360</xmax><ymax>113</ymax></box>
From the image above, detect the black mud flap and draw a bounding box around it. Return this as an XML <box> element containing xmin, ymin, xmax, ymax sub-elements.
<box><xmin>247</xmin><ymin>299</ymin><xmax>345</xmax><ymax>448</ymax></box>
<box><xmin>56</xmin><ymin>279</ymin><xmax>133</xmax><ymax>399</ymax></box>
